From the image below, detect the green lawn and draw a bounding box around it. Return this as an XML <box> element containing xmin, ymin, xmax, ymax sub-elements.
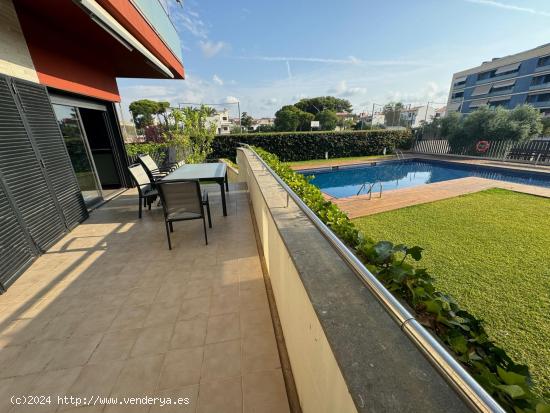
<box><xmin>352</xmin><ymin>189</ymin><xmax>550</xmax><ymax>398</ymax></box>
<box><xmin>286</xmin><ymin>154</ymin><xmax>392</xmax><ymax>168</ymax></box>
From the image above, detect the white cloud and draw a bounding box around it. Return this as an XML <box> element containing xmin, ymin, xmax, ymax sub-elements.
<box><xmin>463</xmin><ymin>0</ymin><xmax>550</xmax><ymax>17</ymax></box>
<box><xmin>238</xmin><ymin>55</ymin><xmax>431</xmax><ymax>67</ymax></box>
<box><xmin>200</xmin><ymin>40</ymin><xmax>229</xmax><ymax>58</ymax></box>
<box><xmin>224</xmin><ymin>96</ymin><xmax>240</xmax><ymax>104</ymax></box>
<box><xmin>212</xmin><ymin>74</ymin><xmax>224</xmax><ymax>85</ymax></box>
<box><xmin>327</xmin><ymin>80</ymin><xmax>367</xmax><ymax>97</ymax></box>
<box><xmin>385</xmin><ymin>82</ymin><xmax>448</xmax><ymax>106</ymax></box>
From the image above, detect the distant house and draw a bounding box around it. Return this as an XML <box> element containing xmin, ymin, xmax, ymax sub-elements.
<box><xmin>400</xmin><ymin>105</ymin><xmax>437</xmax><ymax>128</ymax></box>
<box><xmin>251</xmin><ymin>117</ymin><xmax>275</xmax><ymax>131</ymax></box>
<box><xmin>207</xmin><ymin>109</ymin><xmax>232</xmax><ymax>135</ymax></box>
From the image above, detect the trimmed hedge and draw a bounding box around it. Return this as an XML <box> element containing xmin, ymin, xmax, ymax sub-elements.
<box><xmin>212</xmin><ymin>130</ymin><xmax>411</xmax><ymax>162</ymax></box>
<box><xmin>253</xmin><ymin>147</ymin><xmax>549</xmax><ymax>413</ymax></box>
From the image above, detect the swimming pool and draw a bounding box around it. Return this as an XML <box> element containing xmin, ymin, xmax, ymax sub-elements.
<box><xmin>302</xmin><ymin>159</ymin><xmax>550</xmax><ymax>198</ymax></box>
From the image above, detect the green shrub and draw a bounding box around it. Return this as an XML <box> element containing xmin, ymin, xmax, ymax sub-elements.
<box><xmin>212</xmin><ymin>130</ymin><xmax>411</xmax><ymax>162</ymax></box>
<box><xmin>253</xmin><ymin>147</ymin><xmax>549</xmax><ymax>413</ymax></box>
<box><xmin>125</xmin><ymin>142</ymin><xmax>167</xmax><ymax>164</ymax></box>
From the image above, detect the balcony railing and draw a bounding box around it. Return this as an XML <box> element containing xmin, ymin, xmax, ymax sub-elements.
<box><xmin>131</xmin><ymin>0</ymin><xmax>183</xmax><ymax>62</ymax></box>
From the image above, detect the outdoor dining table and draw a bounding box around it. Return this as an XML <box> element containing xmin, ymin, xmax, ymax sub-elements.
<box><xmin>161</xmin><ymin>163</ymin><xmax>229</xmax><ymax>216</ymax></box>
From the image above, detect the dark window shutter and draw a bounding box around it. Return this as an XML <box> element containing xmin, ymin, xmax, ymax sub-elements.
<box><xmin>13</xmin><ymin>79</ymin><xmax>88</xmax><ymax>228</ymax></box>
<box><xmin>0</xmin><ymin>76</ymin><xmax>65</xmax><ymax>251</ymax></box>
<box><xmin>0</xmin><ymin>176</ymin><xmax>35</xmax><ymax>290</ymax></box>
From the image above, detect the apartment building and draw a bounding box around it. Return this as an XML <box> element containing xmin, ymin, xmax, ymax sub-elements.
<box><xmin>207</xmin><ymin>109</ymin><xmax>232</xmax><ymax>134</ymax></box>
<box><xmin>0</xmin><ymin>0</ymin><xmax>184</xmax><ymax>290</ymax></box>
<box><xmin>400</xmin><ymin>105</ymin><xmax>436</xmax><ymax>128</ymax></box>
<box><xmin>447</xmin><ymin>43</ymin><xmax>550</xmax><ymax>117</ymax></box>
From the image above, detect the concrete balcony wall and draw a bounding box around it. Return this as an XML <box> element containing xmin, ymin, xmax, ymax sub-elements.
<box><xmin>237</xmin><ymin>148</ymin><xmax>471</xmax><ymax>413</ymax></box>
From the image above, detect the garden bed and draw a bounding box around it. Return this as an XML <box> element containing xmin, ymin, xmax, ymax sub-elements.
<box><xmin>353</xmin><ymin>189</ymin><xmax>550</xmax><ymax>399</ymax></box>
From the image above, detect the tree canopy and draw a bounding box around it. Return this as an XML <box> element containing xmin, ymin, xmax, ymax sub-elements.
<box><xmin>294</xmin><ymin>96</ymin><xmax>352</xmax><ymax>115</ymax></box>
<box><xmin>274</xmin><ymin>105</ymin><xmax>314</xmax><ymax>131</ymax></box>
<box><xmin>129</xmin><ymin>99</ymin><xmax>170</xmax><ymax>129</ymax></box>
<box><xmin>315</xmin><ymin>109</ymin><xmax>338</xmax><ymax>131</ymax></box>
<box><xmin>241</xmin><ymin>112</ymin><xmax>253</xmax><ymax>130</ymax></box>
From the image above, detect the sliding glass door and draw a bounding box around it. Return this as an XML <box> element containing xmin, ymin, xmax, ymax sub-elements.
<box><xmin>53</xmin><ymin>104</ymin><xmax>103</xmax><ymax>207</ymax></box>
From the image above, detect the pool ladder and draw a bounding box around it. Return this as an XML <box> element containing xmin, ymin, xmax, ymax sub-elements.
<box><xmin>357</xmin><ymin>181</ymin><xmax>383</xmax><ymax>199</ymax></box>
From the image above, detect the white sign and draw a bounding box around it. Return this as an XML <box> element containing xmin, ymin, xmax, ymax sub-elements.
<box><xmin>311</xmin><ymin>121</ymin><xmax>320</xmax><ymax>128</ymax></box>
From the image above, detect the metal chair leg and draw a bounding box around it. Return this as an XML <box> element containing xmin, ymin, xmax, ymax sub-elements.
<box><xmin>138</xmin><ymin>196</ymin><xmax>142</xmax><ymax>219</ymax></box>
<box><xmin>206</xmin><ymin>198</ymin><xmax>212</xmax><ymax>228</ymax></box>
<box><xmin>169</xmin><ymin>222</ymin><xmax>174</xmax><ymax>232</ymax></box>
<box><xmin>165</xmin><ymin>221</ymin><xmax>172</xmax><ymax>250</ymax></box>
<box><xmin>202</xmin><ymin>216</ymin><xmax>208</xmax><ymax>245</ymax></box>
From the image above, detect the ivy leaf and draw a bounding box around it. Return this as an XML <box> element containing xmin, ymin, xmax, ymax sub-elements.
<box><xmin>497</xmin><ymin>366</ymin><xmax>527</xmax><ymax>386</ymax></box>
<box><xmin>536</xmin><ymin>403</ymin><xmax>550</xmax><ymax>413</ymax></box>
<box><xmin>373</xmin><ymin>241</ymin><xmax>394</xmax><ymax>262</ymax></box>
<box><xmin>407</xmin><ymin>246</ymin><xmax>424</xmax><ymax>261</ymax></box>
<box><xmin>495</xmin><ymin>384</ymin><xmax>526</xmax><ymax>399</ymax></box>
<box><xmin>449</xmin><ymin>335</ymin><xmax>469</xmax><ymax>354</ymax></box>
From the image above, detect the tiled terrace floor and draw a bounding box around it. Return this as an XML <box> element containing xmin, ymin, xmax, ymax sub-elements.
<box><xmin>0</xmin><ymin>186</ymin><xmax>290</xmax><ymax>413</ymax></box>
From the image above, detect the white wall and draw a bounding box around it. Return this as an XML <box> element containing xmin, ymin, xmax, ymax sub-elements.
<box><xmin>0</xmin><ymin>0</ymin><xmax>39</xmax><ymax>82</ymax></box>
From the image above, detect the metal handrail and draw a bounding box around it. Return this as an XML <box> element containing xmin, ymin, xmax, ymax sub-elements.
<box><xmin>357</xmin><ymin>182</ymin><xmax>383</xmax><ymax>199</ymax></box>
<box><xmin>239</xmin><ymin>144</ymin><xmax>504</xmax><ymax>413</ymax></box>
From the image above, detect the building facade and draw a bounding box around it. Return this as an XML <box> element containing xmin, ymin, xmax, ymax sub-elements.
<box><xmin>400</xmin><ymin>105</ymin><xmax>437</xmax><ymax>128</ymax></box>
<box><xmin>0</xmin><ymin>0</ymin><xmax>184</xmax><ymax>290</ymax></box>
<box><xmin>207</xmin><ymin>109</ymin><xmax>232</xmax><ymax>135</ymax></box>
<box><xmin>447</xmin><ymin>43</ymin><xmax>550</xmax><ymax>117</ymax></box>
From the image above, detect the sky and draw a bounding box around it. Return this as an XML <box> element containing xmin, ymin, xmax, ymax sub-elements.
<box><xmin>117</xmin><ymin>0</ymin><xmax>550</xmax><ymax>119</ymax></box>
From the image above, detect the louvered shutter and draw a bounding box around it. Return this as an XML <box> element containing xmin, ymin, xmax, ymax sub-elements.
<box><xmin>0</xmin><ymin>76</ymin><xmax>65</xmax><ymax>251</ymax></box>
<box><xmin>0</xmin><ymin>175</ymin><xmax>35</xmax><ymax>290</ymax></box>
<box><xmin>13</xmin><ymin>79</ymin><xmax>88</xmax><ymax>229</ymax></box>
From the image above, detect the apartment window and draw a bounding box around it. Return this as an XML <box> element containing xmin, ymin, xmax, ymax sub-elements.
<box><xmin>477</xmin><ymin>63</ymin><xmax>521</xmax><ymax>81</ymax></box>
<box><xmin>537</xmin><ymin>55</ymin><xmax>550</xmax><ymax>67</ymax></box>
<box><xmin>527</xmin><ymin>93</ymin><xmax>550</xmax><ymax>103</ymax></box>
<box><xmin>223</xmin><ymin>126</ymin><xmax>228</xmax><ymax>131</ymax></box>
<box><xmin>452</xmin><ymin>91</ymin><xmax>464</xmax><ymax>99</ymax></box>
<box><xmin>531</xmin><ymin>74</ymin><xmax>550</xmax><ymax>86</ymax></box>
<box><xmin>222</xmin><ymin>117</ymin><xmax>228</xmax><ymax>121</ymax></box>
<box><xmin>489</xmin><ymin>99</ymin><xmax>510</xmax><ymax>108</ymax></box>
<box><xmin>453</xmin><ymin>76</ymin><xmax>467</xmax><ymax>87</ymax></box>
<box><xmin>491</xmin><ymin>79</ymin><xmax>515</xmax><ymax>93</ymax></box>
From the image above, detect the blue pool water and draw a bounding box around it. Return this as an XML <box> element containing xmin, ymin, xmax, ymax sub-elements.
<box><xmin>303</xmin><ymin>159</ymin><xmax>550</xmax><ymax>199</ymax></box>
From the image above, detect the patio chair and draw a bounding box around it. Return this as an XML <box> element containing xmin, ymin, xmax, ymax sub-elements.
<box><xmin>157</xmin><ymin>180</ymin><xmax>212</xmax><ymax>250</ymax></box>
<box><xmin>138</xmin><ymin>154</ymin><xmax>176</xmax><ymax>182</ymax></box>
<box><xmin>128</xmin><ymin>164</ymin><xmax>159</xmax><ymax>219</ymax></box>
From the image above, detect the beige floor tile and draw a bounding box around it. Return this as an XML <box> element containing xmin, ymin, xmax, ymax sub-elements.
<box><xmin>46</xmin><ymin>334</ymin><xmax>102</xmax><ymax>371</ymax></box>
<box><xmin>170</xmin><ymin>318</ymin><xmax>207</xmax><ymax>349</ymax></box>
<box><xmin>239</xmin><ymin>287</ymin><xmax>269</xmax><ymax>312</ymax></box>
<box><xmin>109</xmin><ymin>305</ymin><xmax>150</xmax><ymax>331</ymax></box>
<box><xmin>158</xmin><ymin>347</ymin><xmax>204</xmax><ymax>390</ymax></box>
<box><xmin>144</xmin><ymin>302</ymin><xmax>181</xmax><ymax>327</ymax></box>
<box><xmin>242</xmin><ymin>331</ymin><xmax>280</xmax><ymax>373</ymax></box>
<box><xmin>12</xmin><ymin>367</ymin><xmax>81</xmax><ymax>413</ymax></box>
<box><xmin>71</xmin><ymin>306</ymin><xmax>119</xmax><ymax>337</ymax></box>
<box><xmin>0</xmin><ymin>374</ymin><xmax>40</xmax><ymax>413</ymax></box>
<box><xmin>63</xmin><ymin>361</ymin><xmax>124</xmax><ymax>407</ymax></box>
<box><xmin>178</xmin><ymin>297</ymin><xmax>210</xmax><ymax>321</ymax></box>
<box><xmin>197</xmin><ymin>377</ymin><xmax>242</xmax><ymax>413</ymax></box>
<box><xmin>205</xmin><ymin>313</ymin><xmax>240</xmax><ymax>344</ymax></box>
<box><xmin>201</xmin><ymin>339</ymin><xmax>241</xmax><ymax>382</ymax></box>
<box><xmin>242</xmin><ymin>370</ymin><xmax>289</xmax><ymax>413</ymax></box>
<box><xmin>2</xmin><ymin>340</ymin><xmax>57</xmax><ymax>377</ymax></box>
<box><xmin>130</xmin><ymin>324</ymin><xmax>174</xmax><ymax>357</ymax></box>
<box><xmin>111</xmin><ymin>354</ymin><xmax>164</xmax><ymax>397</ymax></box>
<box><xmin>209</xmin><ymin>293</ymin><xmax>240</xmax><ymax>316</ymax></box>
<box><xmin>89</xmin><ymin>328</ymin><xmax>140</xmax><ymax>364</ymax></box>
<box><xmin>149</xmin><ymin>385</ymin><xmax>199</xmax><ymax>413</ymax></box>
<box><xmin>240</xmin><ymin>308</ymin><xmax>274</xmax><ymax>338</ymax></box>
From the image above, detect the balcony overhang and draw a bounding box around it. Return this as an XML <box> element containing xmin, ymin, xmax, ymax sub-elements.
<box><xmin>14</xmin><ymin>0</ymin><xmax>185</xmax><ymax>101</ymax></box>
